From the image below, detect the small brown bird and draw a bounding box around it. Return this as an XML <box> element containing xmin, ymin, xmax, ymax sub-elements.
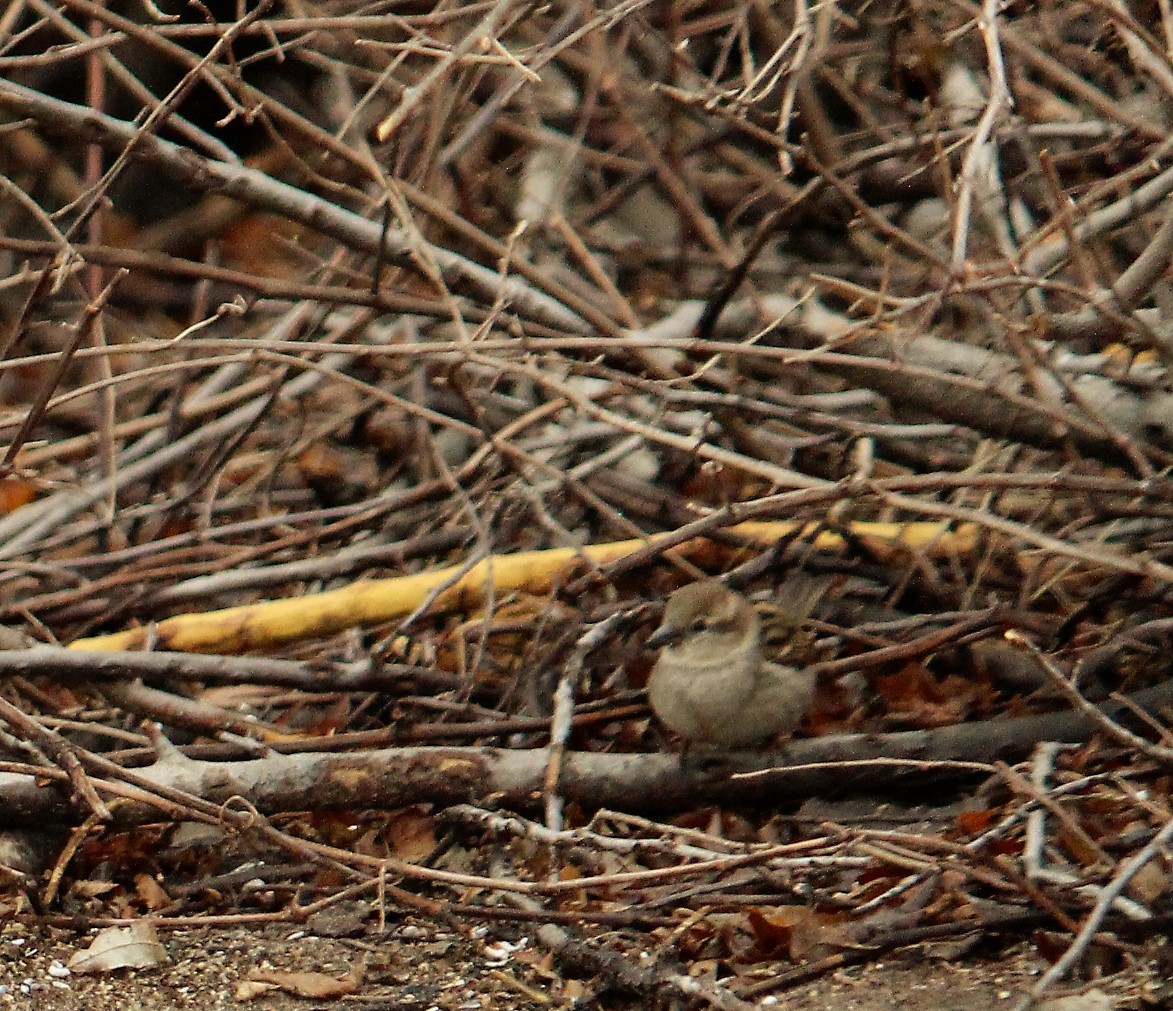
<box><xmin>646</xmin><ymin>581</ymin><xmax>818</xmax><ymax>748</ymax></box>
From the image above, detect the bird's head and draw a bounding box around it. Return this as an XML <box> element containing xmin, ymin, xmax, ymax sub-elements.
<box><xmin>647</xmin><ymin>581</ymin><xmax>759</xmax><ymax>659</ymax></box>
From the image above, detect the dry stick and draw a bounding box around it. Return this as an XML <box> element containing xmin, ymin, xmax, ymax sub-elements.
<box><xmin>418</xmin><ymin>394</ymin><xmax>503</xmax><ymax>681</ymax></box>
<box><xmin>548</xmin><ymin>214</ymin><xmax>640</xmax><ymax>328</ymax></box>
<box><xmin>1034</xmin><ymin>118</ymin><xmax>1173</xmax><ymax>237</ymax></box>
<box><xmin>950</xmin><ymin>20</ymin><xmax>1014</xmax><ymax>277</ymax></box>
<box><xmin>6</xmin><ymin>489</ymin><xmax>439</xmax><ymax>621</ymax></box>
<box><xmin>1037</xmin><ymin>147</ymin><xmax>1128</xmax><ymax>340</ymax></box>
<box><xmin>0</xmin><ymin>301</ymin><xmax>297</xmax><ymax>546</ymax></box>
<box><xmin>1045</xmin><ymin>199</ymin><xmax>1173</xmax><ymax>344</ymax></box>
<box><xmin>436</xmin><ymin>7</ymin><xmax>570</xmax><ymax>164</ymax></box>
<box><xmin>801</xmin><ymin>148</ymin><xmax>948</xmax><ymax>276</ymax></box>
<box><xmin>841</xmin><ymin>121</ymin><xmax>1126</xmax><ymax>181</ymax></box>
<box><xmin>1009</xmin><ymin>314</ymin><xmax>1154</xmax><ymax>479</ymax></box>
<box><xmin>808</xmin><ymin>611</ymin><xmax>1000</xmax><ymax>679</ymax></box>
<box><xmin>381</xmin><ymin>174</ymin><xmax>623</xmax><ymax>337</ymax></box>
<box><xmin>0</xmin><ymin>372</ymin><xmax>272</xmax><ymax>558</ymax></box>
<box><xmin>42</xmin><ymin>810</ymin><xmax>104</xmax><ymax>908</ymax></box>
<box><xmin>760</xmin><ymin>0</ymin><xmax>817</xmax><ymax>176</ymax></box>
<box><xmin>1015</xmin><ymin>813</ymin><xmax>1173</xmax><ymax>1011</ymax></box>
<box><xmin>0</xmin><ymin>237</ymin><xmax>456</xmax><ymax>319</ymax></box>
<box><xmin>65</xmin><ymin>758</ymin><xmax>249</xmax><ymax>829</ymax></box>
<box><xmin>447</xmin><ymin>378</ymin><xmax>655</xmax><ymax>545</ymax></box>
<box><xmin>0</xmin><ymin>177</ymin><xmax>82</xmax><ymax>285</ymax></box>
<box><xmin>102</xmin><ymin>701</ymin><xmax>648</xmax><ymax>760</ymax></box>
<box><xmin>604</xmin><ymin>80</ymin><xmax>734</xmax><ymax>269</ymax></box>
<box><xmin>55</xmin><ymin>0</ymin><xmax>244</xmax><ymax>118</ymax></box>
<box><xmin>0</xmin><ymin>31</ymin><xmax>117</xmax><ymax>70</ymax></box>
<box><xmin>1007</xmin><ymin>631</ymin><xmax>1173</xmax><ymax>766</ymax></box>
<box><xmin>83</xmin><ymin>6</ymin><xmax>120</xmax><ymax>523</ymax></box>
<box><xmin>24</xmin><ymin>894</ymin><xmax>676</xmax><ymax>932</ymax></box>
<box><xmin>4</xmin><ymin>361</ymin><xmax>274</xmax><ymax>465</ymax></box>
<box><xmin>988</xmin><ymin>851</ymin><xmax>1085</xmax><ymax>936</ymax></box>
<box><xmin>446</xmin><ymin>803</ymin><xmax>850</xmax><ymax>866</ymax></box>
<box><xmin>855</xmin><ymin>765</ymin><xmax>1132</xmax><ymax>919</ymax></box>
<box><xmin>1022</xmin><ymin>159</ymin><xmax>1173</xmax><ymax>278</ymax></box>
<box><xmin>2</xmin><ymin>269</ymin><xmax>125</xmax><ymax>468</ymax></box>
<box><xmin>543</xmin><ymin>657</ymin><xmax>575</xmax><ymax>835</ymax></box>
<box><xmin>5</xmin><ymin>345</ymin><xmax>254</xmax><ymax>437</ymax></box>
<box><xmin>1077</xmin><ymin>618</ymin><xmax>1173</xmax><ymax>686</ymax></box>
<box><xmin>1022</xmin><ymin>742</ymin><xmax>1063</xmax><ymax>883</ymax></box>
<box><xmin>874</xmin><ymin>488</ymin><xmax>1173</xmax><ymax>586</ymax></box>
<box><xmin>99</xmin><ymin>681</ymin><xmax>280</xmax><ymax>747</ymax></box>
<box><xmin>543</xmin><ymin>612</ymin><xmax>627</xmax><ymax>833</ymax></box>
<box><xmin>276</xmin><ymin>822</ymin><xmax>817</xmax><ymax>905</ymax></box>
<box><xmin>1106</xmin><ymin>0</ymin><xmax>1173</xmax><ymax>99</ymax></box>
<box><xmin>990</xmin><ymin>8</ymin><xmax>1164</xmax><ymax>137</ymax></box>
<box><xmin>591</xmin><ymin>808</ymin><xmax>793</xmax><ymax>854</ymax></box>
<box><xmin>148</xmin><ymin>7</ymin><xmax>498</xmax><ymax>37</ymax></box>
<box><xmin>997</xmin><ymin>758</ymin><xmax>1114</xmax><ymax>878</ymax></box>
<box><xmin>43</xmin><ymin>456</ymin><xmax>1168</xmax><ymax>653</ymax></box>
<box><xmin>397</xmin><ymin>704</ymin><xmax>649</xmax><ymax>744</ymax></box>
<box><xmin>462</xmin><ymin>347</ymin><xmax>829</xmax><ymax>490</ymax></box>
<box><xmin>804</xmin><ymin>344</ymin><xmax>1146</xmax><ymax>461</ymax></box>
<box><xmin>0</xmin><ymin>694</ymin><xmax>110</xmax><ymax>821</ymax></box>
<box><xmin>0</xmin><ymin>257</ymin><xmax>61</xmax><ymax>371</ymax></box>
<box><xmin>588</xmin><ymin>464</ymin><xmax>1173</xmax><ymax>595</ymax></box>
<box><xmin>628</xmin><ymin>291</ymin><xmax>1160</xmax><ymax>459</ymax></box>
<box><xmin>372</xmin><ymin>0</ymin><xmax>527</xmax><ymax>143</ymax></box>
<box><xmin>66</xmin><ymin>0</ymin><xmax>278</xmax><ymax>256</ymax></box>
<box><xmin>0</xmin><ymin>80</ymin><xmax>589</xmax><ymax>335</ymax></box>
<box><xmin>146</xmin><ymin>526</ymin><xmax>473</xmax><ymax>609</ymax></box>
<box><xmin>121</xmin><ymin>396</ymin><xmax>594</xmax><ymax>615</ymax></box>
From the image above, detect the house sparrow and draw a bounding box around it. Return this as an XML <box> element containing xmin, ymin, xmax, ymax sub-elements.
<box><xmin>646</xmin><ymin>581</ymin><xmax>818</xmax><ymax>748</ymax></box>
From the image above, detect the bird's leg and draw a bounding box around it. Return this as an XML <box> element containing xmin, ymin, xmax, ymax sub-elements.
<box><xmin>679</xmin><ymin>739</ymin><xmax>732</xmax><ymax>777</ymax></box>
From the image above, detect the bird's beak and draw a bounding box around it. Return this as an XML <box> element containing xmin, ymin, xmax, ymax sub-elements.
<box><xmin>647</xmin><ymin>623</ymin><xmax>681</xmax><ymax>649</ymax></box>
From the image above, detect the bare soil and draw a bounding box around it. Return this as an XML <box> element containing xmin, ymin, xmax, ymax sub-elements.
<box><xmin>0</xmin><ymin>919</ymin><xmax>1155</xmax><ymax>1010</ymax></box>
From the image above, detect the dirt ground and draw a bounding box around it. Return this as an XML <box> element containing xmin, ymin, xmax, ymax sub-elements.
<box><xmin>0</xmin><ymin>917</ymin><xmax>1155</xmax><ymax>1010</ymax></box>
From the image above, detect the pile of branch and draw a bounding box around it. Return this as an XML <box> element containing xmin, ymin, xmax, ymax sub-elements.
<box><xmin>0</xmin><ymin>0</ymin><xmax>1171</xmax><ymax>1005</ymax></box>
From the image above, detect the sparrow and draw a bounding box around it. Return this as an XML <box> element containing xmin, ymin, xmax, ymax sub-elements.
<box><xmin>646</xmin><ymin>580</ymin><xmax>818</xmax><ymax>748</ymax></box>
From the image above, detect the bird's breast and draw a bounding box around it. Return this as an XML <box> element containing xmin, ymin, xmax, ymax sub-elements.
<box><xmin>648</xmin><ymin>649</ymin><xmax>762</xmax><ymax>742</ymax></box>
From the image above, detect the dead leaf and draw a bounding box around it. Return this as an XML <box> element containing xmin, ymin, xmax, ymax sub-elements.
<box><xmin>954</xmin><ymin>809</ymin><xmax>997</xmax><ymax>835</ymax></box>
<box><xmin>1126</xmin><ymin>860</ymin><xmax>1168</xmax><ymax>904</ymax></box>
<box><xmin>68</xmin><ymin>879</ymin><xmax>119</xmax><ymax>899</ymax></box>
<box><xmin>0</xmin><ymin>477</ymin><xmax>37</xmax><ymax>513</ymax></box>
<box><xmin>746</xmin><ymin>906</ymin><xmax>854</xmax><ymax>963</ymax></box>
<box><xmin>134</xmin><ymin>873</ymin><xmax>171</xmax><ymax>910</ymax></box>
<box><xmin>385</xmin><ymin>807</ymin><xmax>437</xmax><ymax>863</ymax></box>
<box><xmin>68</xmin><ymin>923</ymin><xmax>168</xmax><ymax>973</ymax></box>
<box><xmin>248</xmin><ymin>964</ymin><xmax>363</xmax><ymax>998</ymax></box>
<box><xmin>235</xmin><ymin>979</ymin><xmax>279</xmax><ymax>1000</ymax></box>
<box><xmin>874</xmin><ymin>662</ymin><xmax>985</xmax><ymax>727</ymax></box>
<box><xmin>297</xmin><ymin>441</ymin><xmax>379</xmax><ymax>506</ymax></box>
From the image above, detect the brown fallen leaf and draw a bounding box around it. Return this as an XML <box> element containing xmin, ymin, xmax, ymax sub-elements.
<box><xmin>134</xmin><ymin>872</ymin><xmax>171</xmax><ymax>910</ymax></box>
<box><xmin>234</xmin><ymin>980</ymin><xmax>279</xmax><ymax>1000</ymax></box>
<box><xmin>746</xmin><ymin>906</ymin><xmax>855</xmax><ymax>963</ymax></box>
<box><xmin>68</xmin><ymin>922</ymin><xmax>169</xmax><ymax>973</ymax></box>
<box><xmin>247</xmin><ymin>962</ymin><xmax>364</xmax><ymax>999</ymax></box>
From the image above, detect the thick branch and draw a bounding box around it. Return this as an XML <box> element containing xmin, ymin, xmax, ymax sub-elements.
<box><xmin>3</xmin><ymin>679</ymin><xmax>1171</xmax><ymax>827</ymax></box>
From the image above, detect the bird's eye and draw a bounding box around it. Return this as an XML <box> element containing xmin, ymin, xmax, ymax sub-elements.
<box><xmin>689</xmin><ymin>619</ymin><xmax>708</xmax><ymax>633</ymax></box>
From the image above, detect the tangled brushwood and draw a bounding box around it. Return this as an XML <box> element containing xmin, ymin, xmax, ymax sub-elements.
<box><xmin>0</xmin><ymin>1</ymin><xmax>1171</xmax><ymax>1007</ymax></box>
